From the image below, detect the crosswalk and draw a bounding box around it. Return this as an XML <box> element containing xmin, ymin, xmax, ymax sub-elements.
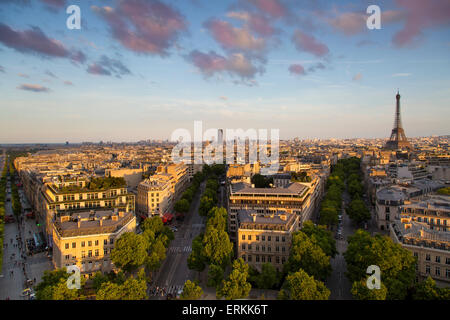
<box><xmin>167</xmin><ymin>246</ymin><xmax>192</xmax><ymax>254</ymax></box>
<box><xmin>149</xmin><ymin>285</ymin><xmax>184</xmax><ymax>297</ymax></box>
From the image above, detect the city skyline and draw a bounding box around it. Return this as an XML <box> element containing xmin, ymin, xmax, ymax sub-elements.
<box><xmin>0</xmin><ymin>0</ymin><xmax>449</xmax><ymax>143</ymax></box>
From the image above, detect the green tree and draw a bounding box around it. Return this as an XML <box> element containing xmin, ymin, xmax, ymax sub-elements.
<box><xmin>351</xmin><ymin>277</ymin><xmax>387</xmax><ymax>300</ymax></box>
<box><xmin>412</xmin><ymin>276</ymin><xmax>450</xmax><ymax>300</ymax></box>
<box><xmin>206</xmin><ymin>207</ymin><xmax>227</xmax><ymax>231</ymax></box>
<box><xmin>255</xmin><ymin>263</ymin><xmax>278</xmax><ymax>289</ymax></box>
<box><xmin>217</xmin><ymin>258</ymin><xmax>252</xmax><ymax>300</ymax></box>
<box><xmin>280</xmin><ymin>269</ymin><xmax>330</xmax><ymax>300</ymax></box>
<box><xmin>36</xmin><ymin>269</ymin><xmax>85</xmax><ymax>300</ymax></box>
<box><xmin>174</xmin><ymin>199</ymin><xmax>190</xmax><ymax>214</ymax></box>
<box><xmin>96</xmin><ymin>276</ymin><xmax>147</xmax><ymax>300</ymax></box>
<box><xmin>199</xmin><ymin>195</ymin><xmax>215</xmax><ymax>217</ymax></box>
<box><xmin>180</xmin><ymin>280</ymin><xmax>203</xmax><ymax>300</ymax></box>
<box><xmin>346</xmin><ymin>198</ymin><xmax>371</xmax><ymax>225</ymax></box>
<box><xmin>319</xmin><ymin>206</ymin><xmax>339</xmax><ymax>227</ymax></box>
<box><xmin>301</xmin><ymin>221</ymin><xmax>337</xmax><ymax>258</ymax></box>
<box><xmin>285</xmin><ymin>231</ymin><xmax>331</xmax><ymax>281</ymax></box>
<box><xmin>207</xmin><ymin>264</ymin><xmax>224</xmax><ymax>288</ymax></box>
<box><xmin>187</xmin><ymin>234</ymin><xmax>206</xmax><ymax>272</ymax></box>
<box><xmin>202</xmin><ymin>225</ymin><xmax>233</xmax><ymax>268</ymax></box>
<box><xmin>110</xmin><ymin>232</ymin><xmax>148</xmax><ymax>272</ymax></box>
<box><xmin>344</xmin><ymin>230</ymin><xmax>416</xmax><ymax>300</ymax></box>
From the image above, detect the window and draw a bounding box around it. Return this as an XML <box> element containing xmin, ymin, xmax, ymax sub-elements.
<box><xmin>248</xmin><ymin>255</ymin><xmax>252</xmax><ymax>262</ymax></box>
<box><xmin>88</xmin><ymin>241</ymin><xmax>92</xmax><ymax>247</ymax></box>
<box><xmin>436</xmin><ymin>267</ymin><xmax>440</xmax><ymax>276</ymax></box>
<box><xmin>268</xmin><ymin>256</ymin><xmax>272</xmax><ymax>263</ymax></box>
<box><xmin>104</xmin><ymin>249</ymin><xmax>108</xmax><ymax>255</ymax></box>
<box><xmin>242</xmin><ymin>244</ymin><xmax>246</xmax><ymax>250</ymax></box>
<box><xmin>282</xmin><ymin>237</ymin><xmax>285</xmax><ymax>242</ymax></box>
<box><xmin>72</xmin><ymin>242</ymin><xmax>76</xmax><ymax>249</ymax></box>
<box><xmin>281</xmin><ymin>257</ymin><xmax>286</xmax><ymax>264</ymax></box>
<box><xmin>95</xmin><ymin>240</ymin><xmax>99</xmax><ymax>246</ymax></box>
<box><xmin>446</xmin><ymin>258</ymin><xmax>450</xmax><ymax>265</ymax></box>
<box><xmin>242</xmin><ymin>255</ymin><xmax>246</xmax><ymax>262</ymax></box>
<box><xmin>248</xmin><ymin>235</ymin><xmax>252</xmax><ymax>241</ymax></box>
<box><xmin>436</xmin><ymin>256</ymin><xmax>441</xmax><ymax>263</ymax></box>
<box><xmin>110</xmin><ymin>239</ymin><xmax>114</xmax><ymax>245</ymax></box>
<box><xmin>81</xmin><ymin>241</ymin><xmax>85</xmax><ymax>247</ymax></box>
<box><xmin>268</xmin><ymin>236</ymin><xmax>271</xmax><ymax>242</ymax></box>
<box><xmin>426</xmin><ymin>254</ymin><xmax>431</xmax><ymax>261</ymax></box>
<box><xmin>426</xmin><ymin>265</ymin><xmax>430</xmax><ymax>274</ymax></box>
<box><xmin>413</xmin><ymin>252</ymin><xmax>418</xmax><ymax>258</ymax></box>
<box><xmin>256</xmin><ymin>255</ymin><xmax>260</xmax><ymax>262</ymax></box>
<box><xmin>95</xmin><ymin>249</ymin><xmax>99</xmax><ymax>257</ymax></box>
<box><xmin>276</xmin><ymin>246</ymin><xmax>279</xmax><ymax>252</ymax></box>
<box><xmin>242</xmin><ymin>235</ymin><xmax>245</xmax><ymax>240</ymax></box>
<box><xmin>262</xmin><ymin>246</ymin><xmax>265</xmax><ymax>252</ymax></box>
<box><xmin>256</xmin><ymin>235</ymin><xmax>259</xmax><ymax>241</ymax></box>
<box><xmin>262</xmin><ymin>236</ymin><xmax>265</xmax><ymax>241</ymax></box>
<box><xmin>104</xmin><ymin>239</ymin><xmax>108</xmax><ymax>245</ymax></box>
<box><xmin>88</xmin><ymin>250</ymin><xmax>92</xmax><ymax>257</ymax></box>
<box><xmin>276</xmin><ymin>256</ymin><xmax>280</xmax><ymax>264</ymax></box>
<box><xmin>82</xmin><ymin>251</ymin><xmax>86</xmax><ymax>258</ymax></box>
<box><xmin>261</xmin><ymin>256</ymin><xmax>266</xmax><ymax>263</ymax></box>
<box><xmin>276</xmin><ymin>236</ymin><xmax>279</xmax><ymax>242</ymax></box>
<box><xmin>248</xmin><ymin>244</ymin><xmax>252</xmax><ymax>250</ymax></box>
<box><xmin>282</xmin><ymin>246</ymin><xmax>286</xmax><ymax>252</ymax></box>
<box><xmin>65</xmin><ymin>255</ymin><xmax>70</xmax><ymax>260</ymax></box>
<box><xmin>268</xmin><ymin>246</ymin><xmax>271</xmax><ymax>252</ymax></box>
<box><xmin>446</xmin><ymin>269</ymin><xmax>450</xmax><ymax>279</ymax></box>
<box><xmin>65</xmin><ymin>243</ymin><xmax>69</xmax><ymax>249</ymax></box>
<box><xmin>256</xmin><ymin>245</ymin><xmax>259</xmax><ymax>252</ymax></box>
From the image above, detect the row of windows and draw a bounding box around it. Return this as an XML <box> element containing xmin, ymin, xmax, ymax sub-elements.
<box><xmin>241</xmin><ymin>234</ymin><xmax>286</xmax><ymax>242</ymax></box>
<box><xmin>425</xmin><ymin>266</ymin><xmax>450</xmax><ymax>278</ymax></box>
<box><xmin>64</xmin><ymin>239</ymin><xmax>113</xmax><ymax>250</ymax></box>
<box><xmin>65</xmin><ymin>248</ymin><xmax>110</xmax><ymax>260</ymax></box>
<box><xmin>419</xmin><ymin>253</ymin><xmax>450</xmax><ymax>265</ymax></box>
<box><xmin>241</xmin><ymin>244</ymin><xmax>286</xmax><ymax>253</ymax></box>
<box><xmin>56</xmin><ymin>191</ymin><xmax>123</xmax><ymax>202</ymax></box>
<box><xmin>242</xmin><ymin>254</ymin><xmax>286</xmax><ymax>264</ymax></box>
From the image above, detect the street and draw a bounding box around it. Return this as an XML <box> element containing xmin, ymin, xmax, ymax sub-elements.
<box><xmin>0</xmin><ymin>156</ymin><xmax>52</xmax><ymax>300</ymax></box>
<box><xmin>149</xmin><ymin>181</ymin><xmax>207</xmax><ymax>299</ymax></box>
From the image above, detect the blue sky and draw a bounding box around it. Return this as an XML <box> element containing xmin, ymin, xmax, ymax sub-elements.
<box><xmin>0</xmin><ymin>0</ymin><xmax>449</xmax><ymax>143</ymax></box>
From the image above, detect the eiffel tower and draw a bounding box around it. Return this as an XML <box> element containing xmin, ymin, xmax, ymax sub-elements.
<box><xmin>384</xmin><ymin>90</ymin><xmax>412</xmax><ymax>150</ymax></box>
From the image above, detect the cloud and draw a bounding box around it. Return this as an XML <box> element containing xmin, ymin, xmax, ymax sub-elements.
<box><xmin>392</xmin><ymin>73</ymin><xmax>412</xmax><ymax>77</ymax></box>
<box><xmin>87</xmin><ymin>55</ymin><xmax>131</xmax><ymax>78</ymax></box>
<box><xmin>227</xmin><ymin>11</ymin><xmax>278</xmax><ymax>37</ymax></box>
<box><xmin>204</xmin><ymin>19</ymin><xmax>266</xmax><ymax>55</ymax></box>
<box><xmin>307</xmin><ymin>62</ymin><xmax>326</xmax><ymax>73</ymax></box>
<box><xmin>45</xmin><ymin>70</ymin><xmax>58</xmax><ymax>78</ymax></box>
<box><xmin>328</xmin><ymin>10</ymin><xmax>403</xmax><ymax>36</ymax></box>
<box><xmin>0</xmin><ymin>23</ymin><xmax>86</xmax><ymax>64</ymax></box>
<box><xmin>288</xmin><ymin>64</ymin><xmax>305</xmax><ymax>75</ymax></box>
<box><xmin>292</xmin><ymin>30</ymin><xmax>329</xmax><ymax>57</ymax></box>
<box><xmin>352</xmin><ymin>73</ymin><xmax>363</xmax><ymax>81</ymax></box>
<box><xmin>63</xmin><ymin>80</ymin><xmax>74</xmax><ymax>85</ymax></box>
<box><xmin>247</xmin><ymin>0</ymin><xmax>287</xmax><ymax>19</ymax></box>
<box><xmin>92</xmin><ymin>0</ymin><xmax>187</xmax><ymax>56</ymax></box>
<box><xmin>17</xmin><ymin>84</ymin><xmax>50</xmax><ymax>92</ymax></box>
<box><xmin>186</xmin><ymin>50</ymin><xmax>262</xmax><ymax>80</ymax></box>
<box><xmin>393</xmin><ymin>0</ymin><xmax>450</xmax><ymax>47</ymax></box>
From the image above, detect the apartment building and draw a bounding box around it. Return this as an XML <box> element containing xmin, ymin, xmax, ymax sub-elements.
<box><xmin>390</xmin><ymin>218</ymin><xmax>450</xmax><ymax>285</ymax></box>
<box><xmin>42</xmin><ymin>177</ymin><xmax>135</xmax><ymax>245</ymax></box>
<box><xmin>137</xmin><ymin>174</ymin><xmax>172</xmax><ymax>217</ymax></box>
<box><xmin>228</xmin><ymin>182</ymin><xmax>310</xmax><ymax>242</ymax></box>
<box><xmin>156</xmin><ymin>163</ymin><xmax>189</xmax><ymax>201</ymax></box>
<box><xmin>237</xmin><ymin>209</ymin><xmax>298</xmax><ymax>272</ymax></box>
<box><xmin>52</xmin><ymin>209</ymin><xmax>136</xmax><ymax>277</ymax></box>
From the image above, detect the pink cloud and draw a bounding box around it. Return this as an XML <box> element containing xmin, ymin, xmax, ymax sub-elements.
<box><xmin>0</xmin><ymin>23</ymin><xmax>69</xmax><ymax>57</ymax></box>
<box><xmin>292</xmin><ymin>30</ymin><xmax>329</xmax><ymax>57</ymax></box>
<box><xmin>352</xmin><ymin>73</ymin><xmax>363</xmax><ymax>81</ymax></box>
<box><xmin>18</xmin><ymin>84</ymin><xmax>50</xmax><ymax>92</ymax></box>
<box><xmin>92</xmin><ymin>0</ymin><xmax>187</xmax><ymax>56</ymax></box>
<box><xmin>187</xmin><ymin>50</ymin><xmax>261</xmax><ymax>79</ymax></box>
<box><xmin>227</xmin><ymin>11</ymin><xmax>277</xmax><ymax>37</ymax></box>
<box><xmin>288</xmin><ymin>64</ymin><xmax>305</xmax><ymax>75</ymax></box>
<box><xmin>204</xmin><ymin>19</ymin><xmax>266</xmax><ymax>54</ymax></box>
<box><xmin>393</xmin><ymin>0</ymin><xmax>450</xmax><ymax>47</ymax></box>
<box><xmin>248</xmin><ymin>0</ymin><xmax>286</xmax><ymax>19</ymax></box>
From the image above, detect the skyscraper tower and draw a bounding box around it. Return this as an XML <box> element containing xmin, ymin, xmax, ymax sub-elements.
<box><xmin>384</xmin><ymin>90</ymin><xmax>412</xmax><ymax>150</ymax></box>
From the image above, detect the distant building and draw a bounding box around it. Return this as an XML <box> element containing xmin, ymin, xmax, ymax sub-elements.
<box><xmin>137</xmin><ymin>175</ymin><xmax>172</xmax><ymax>217</ymax></box>
<box><xmin>52</xmin><ymin>209</ymin><xmax>136</xmax><ymax>277</ymax></box>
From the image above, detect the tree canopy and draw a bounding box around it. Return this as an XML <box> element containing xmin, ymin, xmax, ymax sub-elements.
<box><xmin>217</xmin><ymin>258</ymin><xmax>252</xmax><ymax>300</ymax></box>
<box><xmin>279</xmin><ymin>269</ymin><xmax>330</xmax><ymax>300</ymax></box>
<box><xmin>180</xmin><ymin>280</ymin><xmax>203</xmax><ymax>300</ymax></box>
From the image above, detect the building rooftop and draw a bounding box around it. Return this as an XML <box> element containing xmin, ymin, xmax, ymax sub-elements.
<box><xmin>238</xmin><ymin>209</ymin><xmax>297</xmax><ymax>231</ymax></box>
<box><xmin>230</xmin><ymin>181</ymin><xmax>308</xmax><ymax>197</ymax></box>
<box><xmin>53</xmin><ymin>209</ymin><xmax>135</xmax><ymax>237</ymax></box>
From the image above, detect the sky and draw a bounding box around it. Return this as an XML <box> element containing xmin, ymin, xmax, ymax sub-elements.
<box><xmin>0</xmin><ymin>0</ymin><xmax>449</xmax><ymax>143</ymax></box>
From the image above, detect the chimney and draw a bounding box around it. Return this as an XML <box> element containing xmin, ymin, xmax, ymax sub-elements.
<box><xmin>251</xmin><ymin>213</ymin><xmax>257</xmax><ymax>222</ymax></box>
<box><xmin>77</xmin><ymin>215</ymin><xmax>81</xmax><ymax>228</ymax></box>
